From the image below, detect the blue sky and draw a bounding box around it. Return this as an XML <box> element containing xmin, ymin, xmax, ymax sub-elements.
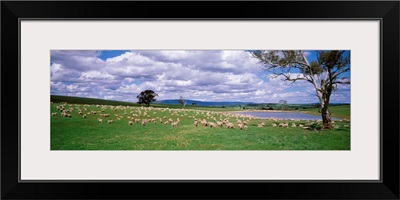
<box><xmin>50</xmin><ymin>50</ymin><xmax>350</xmax><ymax>104</ymax></box>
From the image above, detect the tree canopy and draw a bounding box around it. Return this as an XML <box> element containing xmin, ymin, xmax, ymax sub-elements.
<box><xmin>177</xmin><ymin>96</ymin><xmax>186</xmax><ymax>107</ymax></box>
<box><xmin>137</xmin><ymin>90</ymin><xmax>158</xmax><ymax>106</ymax></box>
<box><xmin>250</xmin><ymin>50</ymin><xmax>350</xmax><ymax>129</ymax></box>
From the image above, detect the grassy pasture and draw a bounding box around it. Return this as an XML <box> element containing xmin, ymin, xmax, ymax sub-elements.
<box><xmin>301</xmin><ymin>105</ymin><xmax>350</xmax><ymax>119</ymax></box>
<box><xmin>51</xmin><ymin>99</ymin><xmax>350</xmax><ymax>150</ymax></box>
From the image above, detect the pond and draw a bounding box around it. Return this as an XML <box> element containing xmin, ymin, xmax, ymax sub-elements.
<box><xmin>237</xmin><ymin>111</ymin><xmax>341</xmax><ymax>121</ymax></box>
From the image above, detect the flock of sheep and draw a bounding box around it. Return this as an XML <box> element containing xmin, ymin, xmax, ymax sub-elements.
<box><xmin>51</xmin><ymin>102</ymin><xmax>344</xmax><ymax>131</ymax></box>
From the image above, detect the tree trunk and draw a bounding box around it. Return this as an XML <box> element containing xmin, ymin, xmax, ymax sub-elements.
<box><xmin>320</xmin><ymin>101</ymin><xmax>333</xmax><ymax>129</ymax></box>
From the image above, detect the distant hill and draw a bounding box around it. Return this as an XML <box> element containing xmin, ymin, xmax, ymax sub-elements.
<box><xmin>157</xmin><ymin>99</ymin><xmax>253</xmax><ymax>107</ymax></box>
<box><xmin>51</xmin><ymin>95</ymin><xmax>138</xmax><ymax>106</ymax></box>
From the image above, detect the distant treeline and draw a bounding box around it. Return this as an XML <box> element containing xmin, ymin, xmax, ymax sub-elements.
<box><xmin>238</xmin><ymin>103</ymin><xmax>349</xmax><ymax>110</ymax></box>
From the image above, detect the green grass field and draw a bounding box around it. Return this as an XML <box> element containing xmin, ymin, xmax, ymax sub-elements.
<box><xmin>301</xmin><ymin>105</ymin><xmax>351</xmax><ymax>119</ymax></box>
<box><xmin>50</xmin><ymin>96</ymin><xmax>350</xmax><ymax>150</ymax></box>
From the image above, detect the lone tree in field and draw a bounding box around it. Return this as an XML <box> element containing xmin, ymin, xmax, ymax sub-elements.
<box><xmin>177</xmin><ymin>96</ymin><xmax>186</xmax><ymax>107</ymax></box>
<box><xmin>137</xmin><ymin>90</ymin><xmax>158</xmax><ymax>107</ymax></box>
<box><xmin>279</xmin><ymin>100</ymin><xmax>288</xmax><ymax>110</ymax></box>
<box><xmin>250</xmin><ymin>50</ymin><xmax>350</xmax><ymax>129</ymax></box>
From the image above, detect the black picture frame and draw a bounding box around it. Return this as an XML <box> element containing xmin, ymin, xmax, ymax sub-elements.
<box><xmin>2</xmin><ymin>1</ymin><xmax>399</xmax><ymax>199</ymax></box>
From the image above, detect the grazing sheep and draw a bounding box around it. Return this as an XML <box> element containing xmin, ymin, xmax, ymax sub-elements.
<box><xmin>279</xmin><ymin>123</ymin><xmax>289</xmax><ymax>128</ymax></box>
<box><xmin>171</xmin><ymin>122</ymin><xmax>178</xmax><ymax>127</ymax></box>
<box><xmin>238</xmin><ymin>124</ymin><xmax>243</xmax><ymax>129</ymax></box>
<box><xmin>164</xmin><ymin>121</ymin><xmax>169</xmax><ymax>125</ymax></box>
<box><xmin>299</xmin><ymin>124</ymin><xmax>304</xmax><ymax>127</ymax></box>
<box><xmin>226</xmin><ymin>123</ymin><xmax>234</xmax><ymax>129</ymax></box>
<box><xmin>107</xmin><ymin>120</ymin><xmax>113</xmax><ymax>124</ymax></box>
<box><xmin>98</xmin><ymin>118</ymin><xmax>103</xmax><ymax>123</ymax></box>
<box><xmin>82</xmin><ymin>114</ymin><xmax>87</xmax><ymax>118</ymax></box>
<box><xmin>194</xmin><ymin>121</ymin><xmax>198</xmax><ymax>127</ymax></box>
<box><xmin>51</xmin><ymin>112</ymin><xmax>57</xmax><ymax>116</ymax></box>
<box><xmin>209</xmin><ymin>122</ymin><xmax>216</xmax><ymax>128</ymax></box>
<box><xmin>141</xmin><ymin>120</ymin><xmax>146</xmax><ymax>126</ymax></box>
<box><xmin>159</xmin><ymin>119</ymin><xmax>163</xmax><ymax>123</ymax></box>
<box><xmin>243</xmin><ymin>121</ymin><xmax>248</xmax><ymax>126</ymax></box>
<box><xmin>243</xmin><ymin>125</ymin><xmax>248</xmax><ymax>131</ymax></box>
<box><xmin>291</xmin><ymin>123</ymin><xmax>297</xmax><ymax>128</ymax></box>
<box><xmin>217</xmin><ymin>121</ymin><xmax>223</xmax><ymax>127</ymax></box>
<box><xmin>78</xmin><ymin>111</ymin><xmax>83</xmax><ymax>115</ymax></box>
<box><xmin>271</xmin><ymin>123</ymin><xmax>277</xmax><ymax>127</ymax></box>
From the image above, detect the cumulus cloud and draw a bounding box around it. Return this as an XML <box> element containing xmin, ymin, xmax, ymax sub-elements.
<box><xmin>50</xmin><ymin>50</ymin><xmax>350</xmax><ymax>104</ymax></box>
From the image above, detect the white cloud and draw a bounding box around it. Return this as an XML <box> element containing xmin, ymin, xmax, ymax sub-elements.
<box><xmin>50</xmin><ymin>50</ymin><xmax>350</xmax><ymax>104</ymax></box>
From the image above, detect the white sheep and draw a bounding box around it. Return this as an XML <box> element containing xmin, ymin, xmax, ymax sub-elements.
<box><xmin>209</xmin><ymin>122</ymin><xmax>216</xmax><ymax>128</ymax></box>
<box><xmin>128</xmin><ymin>121</ymin><xmax>133</xmax><ymax>126</ymax></box>
<box><xmin>98</xmin><ymin>118</ymin><xmax>103</xmax><ymax>123</ymax></box>
<box><xmin>243</xmin><ymin>125</ymin><xmax>248</xmax><ymax>131</ymax></box>
<box><xmin>82</xmin><ymin>114</ymin><xmax>87</xmax><ymax>118</ymax></box>
<box><xmin>226</xmin><ymin>123</ymin><xmax>234</xmax><ymax>129</ymax></box>
<box><xmin>51</xmin><ymin>112</ymin><xmax>57</xmax><ymax>116</ymax></box>
<box><xmin>171</xmin><ymin>122</ymin><xmax>178</xmax><ymax>127</ymax></box>
<box><xmin>107</xmin><ymin>120</ymin><xmax>113</xmax><ymax>124</ymax></box>
<box><xmin>279</xmin><ymin>123</ymin><xmax>289</xmax><ymax>128</ymax></box>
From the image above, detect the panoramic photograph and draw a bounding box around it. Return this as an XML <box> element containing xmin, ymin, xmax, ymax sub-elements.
<box><xmin>50</xmin><ymin>50</ymin><xmax>350</xmax><ymax>150</ymax></box>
